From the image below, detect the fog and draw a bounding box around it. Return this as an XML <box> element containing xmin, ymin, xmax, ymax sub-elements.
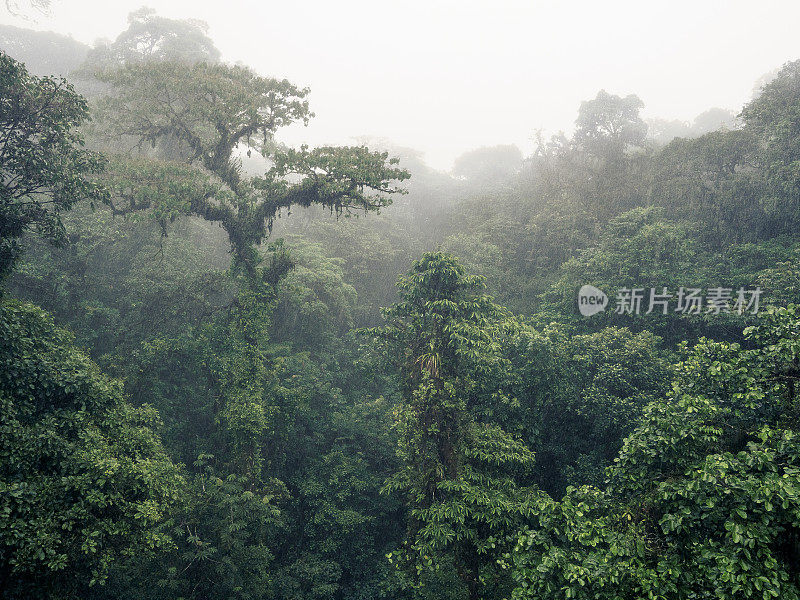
<box><xmin>4</xmin><ymin>0</ymin><xmax>800</xmax><ymax>169</ymax></box>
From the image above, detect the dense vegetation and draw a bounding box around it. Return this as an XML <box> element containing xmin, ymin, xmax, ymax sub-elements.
<box><xmin>1</xmin><ymin>10</ymin><xmax>799</xmax><ymax>600</ymax></box>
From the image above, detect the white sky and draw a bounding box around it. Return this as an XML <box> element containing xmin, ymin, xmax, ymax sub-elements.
<box><xmin>3</xmin><ymin>0</ymin><xmax>799</xmax><ymax>170</ymax></box>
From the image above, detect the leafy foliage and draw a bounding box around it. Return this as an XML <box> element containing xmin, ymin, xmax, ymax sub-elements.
<box><xmin>374</xmin><ymin>253</ymin><xmax>540</xmax><ymax>600</ymax></box>
<box><xmin>94</xmin><ymin>60</ymin><xmax>408</xmax><ymax>280</ymax></box>
<box><xmin>5</xmin><ymin>16</ymin><xmax>800</xmax><ymax>600</ymax></box>
<box><xmin>0</xmin><ymin>300</ymin><xmax>181</xmax><ymax>598</ymax></box>
<box><xmin>0</xmin><ymin>52</ymin><xmax>107</xmax><ymax>278</ymax></box>
<box><xmin>507</xmin><ymin>306</ymin><xmax>800</xmax><ymax>600</ymax></box>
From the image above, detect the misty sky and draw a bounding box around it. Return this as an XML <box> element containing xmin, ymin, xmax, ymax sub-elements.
<box><xmin>3</xmin><ymin>0</ymin><xmax>800</xmax><ymax>170</ymax></box>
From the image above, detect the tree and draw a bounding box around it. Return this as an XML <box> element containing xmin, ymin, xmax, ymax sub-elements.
<box><xmin>79</xmin><ymin>58</ymin><xmax>408</xmax><ymax>600</ymax></box>
<box><xmin>374</xmin><ymin>253</ymin><xmax>539</xmax><ymax>600</ymax></box>
<box><xmin>0</xmin><ymin>299</ymin><xmax>181</xmax><ymax>599</ymax></box>
<box><xmin>0</xmin><ymin>25</ymin><xmax>88</xmax><ymax>77</ymax></box>
<box><xmin>82</xmin><ymin>7</ymin><xmax>221</xmax><ymax>70</ymax></box>
<box><xmin>514</xmin><ymin>325</ymin><xmax>671</xmax><ymax>495</ymax></box>
<box><xmin>574</xmin><ymin>90</ymin><xmax>647</xmax><ymax>158</ymax></box>
<box><xmin>95</xmin><ymin>60</ymin><xmax>408</xmax><ymax>281</ymax></box>
<box><xmin>741</xmin><ymin>59</ymin><xmax>800</xmax><ymax>233</ymax></box>
<box><xmin>507</xmin><ymin>306</ymin><xmax>800</xmax><ymax>600</ymax></box>
<box><xmin>652</xmin><ymin>128</ymin><xmax>760</xmax><ymax>244</ymax></box>
<box><xmin>692</xmin><ymin>107</ymin><xmax>737</xmax><ymax>135</ymax></box>
<box><xmin>92</xmin><ymin>55</ymin><xmax>408</xmax><ymax>488</ymax></box>
<box><xmin>270</xmin><ymin>240</ymin><xmax>358</xmax><ymax>349</ymax></box>
<box><xmin>0</xmin><ymin>52</ymin><xmax>107</xmax><ymax>279</ymax></box>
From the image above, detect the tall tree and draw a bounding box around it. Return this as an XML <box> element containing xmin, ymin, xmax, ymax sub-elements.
<box><xmin>741</xmin><ymin>59</ymin><xmax>800</xmax><ymax>233</ymax></box>
<box><xmin>83</xmin><ymin>58</ymin><xmax>408</xmax><ymax>600</ymax></box>
<box><xmin>375</xmin><ymin>253</ymin><xmax>539</xmax><ymax>600</ymax></box>
<box><xmin>574</xmin><ymin>90</ymin><xmax>647</xmax><ymax>158</ymax></box>
<box><xmin>82</xmin><ymin>7</ymin><xmax>221</xmax><ymax>70</ymax></box>
<box><xmin>95</xmin><ymin>60</ymin><xmax>408</xmax><ymax>281</ymax></box>
<box><xmin>0</xmin><ymin>52</ymin><xmax>107</xmax><ymax>279</ymax></box>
